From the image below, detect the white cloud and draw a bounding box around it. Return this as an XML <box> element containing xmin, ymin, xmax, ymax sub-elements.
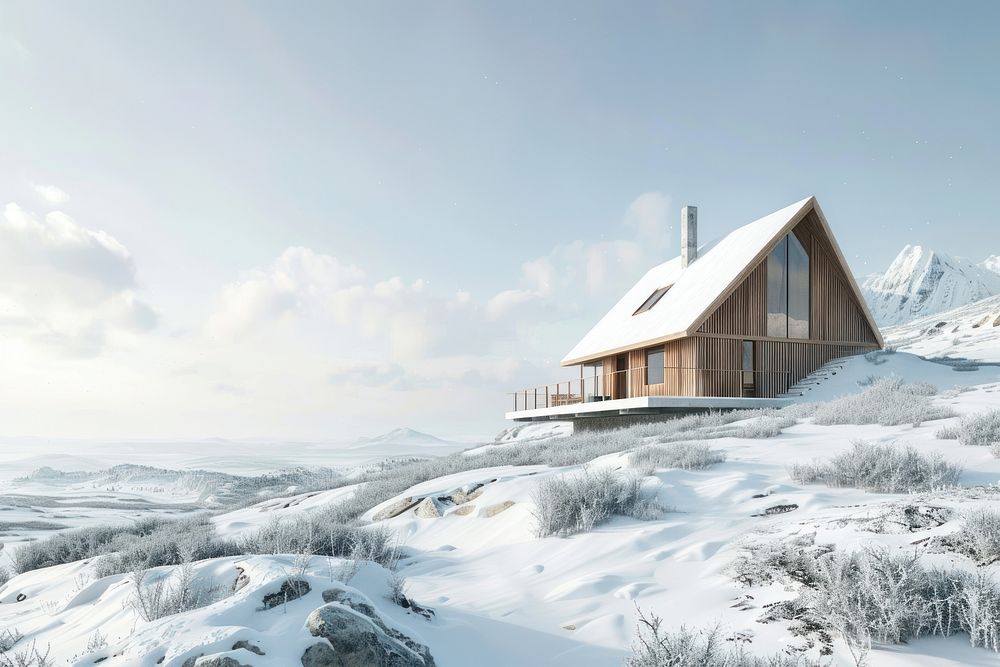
<box><xmin>32</xmin><ymin>183</ymin><xmax>70</xmax><ymax>206</ymax></box>
<box><xmin>0</xmin><ymin>191</ymin><xmax>675</xmax><ymax>440</ymax></box>
<box><xmin>484</xmin><ymin>191</ymin><xmax>673</xmax><ymax>319</ymax></box>
<box><xmin>623</xmin><ymin>191</ymin><xmax>672</xmax><ymax>245</ymax></box>
<box><xmin>0</xmin><ymin>203</ymin><xmax>156</xmax><ymax>356</ymax></box>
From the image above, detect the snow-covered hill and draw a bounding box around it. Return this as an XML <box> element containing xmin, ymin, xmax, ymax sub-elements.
<box><xmin>349</xmin><ymin>427</ymin><xmax>457</xmax><ymax>449</ymax></box>
<box><xmin>862</xmin><ymin>245</ymin><xmax>1000</xmax><ymax>326</ymax></box>
<box><xmin>884</xmin><ymin>293</ymin><xmax>1000</xmax><ymax>362</ymax></box>
<box><xmin>5</xmin><ymin>357</ymin><xmax>1000</xmax><ymax>665</ymax></box>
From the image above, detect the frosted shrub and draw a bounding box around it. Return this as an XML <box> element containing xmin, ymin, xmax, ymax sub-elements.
<box><xmin>952</xmin><ymin>509</ymin><xmax>1000</xmax><ymax>564</ymax></box>
<box><xmin>129</xmin><ymin>562</ymin><xmax>218</xmax><ymax>622</ymax></box>
<box><xmin>626</xmin><ymin>611</ymin><xmax>818</xmax><ymax>667</ymax></box>
<box><xmin>626</xmin><ymin>410</ymin><xmax>763</xmax><ymax>441</ymax></box>
<box><xmin>788</xmin><ymin>441</ymin><xmax>962</xmax><ymax>493</ymax></box>
<box><xmin>780</xmin><ymin>402</ymin><xmax>819</xmax><ymax>419</ymax></box>
<box><xmin>731</xmin><ymin>416</ymin><xmax>796</xmax><ymax>439</ymax></box>
<box><xmin>808</xmin><ymin>548</ymin><xmax>930</xmax><ymax>645</ymax></box>
<box><xmin>532</xmin><ymin>469</ymin><xmax>666</xmax><ymax>538</ymax></box>
<box><xmin>13</xmin><ymin>516</ymin><xmax>241</xmax><ymax>576</ymax></box>
<box><xmin>955</xmin><ymin>410</ymin><xmax>1000</xmax><ymax>448</ymax></box>
<box><xmin>733</xmin><ymin>539</ymin><xmax>1000</xmax><ymax>653</ymax></box>
<box><xmin>238</xmin><ymin>515</ymin><xmax>399</xmax><ymax>568</ymax></box>
<box><xmin>810</xmin><ymin>378</ymin><xmax>954</xmax><ymax>427</ymax></box>
<box><xmin>936</xmin><ymin>423</ymin><xmax>960</xmax><ymax>440</ymax></box>
<box><xmin>812</xmin><ymin>551</ymin><xmax>1000</xmax><ymax>652</ymax></box>
<box><xmin>730</xmin><ymin>534</ymin><xmax>830</xmax><ymax>588</ymax></box>
<box><xmin>0</xmin><ymin>640</ymin><xmax>52</xmax><ymax>667</ymax></box>
<box><xmin>630</xmin><ymin>442</ymin><xmax>725</xmax><ymax>476</ymax></box>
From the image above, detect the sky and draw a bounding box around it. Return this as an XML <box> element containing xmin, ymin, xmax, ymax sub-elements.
<box><xmin>1</xmin><ymin>1</ymin><xmax>998</xmax><ymax>442</ymax></box>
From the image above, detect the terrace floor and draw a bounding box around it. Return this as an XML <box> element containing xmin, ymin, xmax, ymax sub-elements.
<box><xmin>505</xmin><ymin>395</ymin><xmax>792</xmax><ymax>422</ymax></box>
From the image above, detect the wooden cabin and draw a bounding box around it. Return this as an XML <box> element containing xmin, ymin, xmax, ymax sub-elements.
<box><xmin>508</xmin><ymin>196</ymin><xmax>883</xmax><ymax>423</ymax></box>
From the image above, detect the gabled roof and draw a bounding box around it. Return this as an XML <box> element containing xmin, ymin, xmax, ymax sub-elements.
<box><xmin>561</xmin><ymin>196</ymin><xmax>883</xmax><ymax>366</ymax></box>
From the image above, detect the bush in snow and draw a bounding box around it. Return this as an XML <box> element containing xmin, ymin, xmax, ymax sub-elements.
<box><xmin>730</xmin><ymin>416</ymin><xmax>797</xmax><ymax>439</ymax></box>
<box><xmin>808</xmin><ymin>548</ymin><xmax>930</xmax><ymax>645</ymax></box>
<box><xmin>935</xmin><ymin>423</ymin><xmax>960</xmax><ymax>440</ymax></box>
<box><xmin>788</xmin><ymin>441</ymin><xmax>962</xmax><ymax>493</ymax></box>
<box><xmin>953</xmin><ymin>410</ymin><xmax>1000</xmax><ymax>448</ymax></box>
<box><xmin>630</xmin><ymin>442</ymin><xmax>726</xmax><ymax>476</ymax></box>
<box><xmin>949</xmin><ymin>508</ymin><xmax>1000</xmax><ymax>565</ymax></box>
<box><xmin>0</xmin><ymin>628</ymin><xmax>23</xmax><ymax>653</ymax></box>
<box><xmin>95</xmin><ymin>516</ymin><xmax>243</xmax><ymax>577</ymax></box>
<box><xmin>12</xmin><ymin>516</ymin><xmax>241</xmax><ymax>576</ymax></box>
<box><xmin>0</xmin><ymin>639</ymin><xmax>52</xmax><ymax>667</ymax></box>
<box><xmin>729</xmin><ymin>533</ymin><xmax>831</xmax><ymax>589</ymax></box>
<box><xmin>732</xmin><ymin>536</ymin><xmax>1000</xmax><ymax>654</ymax></box>
<box><xmin>532</xmin><ymin>469</ymin><xmax>666</xmax><ymax>538</ymax></box>
<box><xmin>810</xmin><ymin>378</ymin><xmax>954</xmax><ymax>427</ymax></box>
<box><xmin>808</xmin><ymin>547</ymin><xmax>1000</xmax><ymax>652</ymax></box>
<box><xmin>239</xmin><ymin>515</ymin><xmax>399</xmax><ymax>569</ymax></box>
<box><xmin>626</xmin><ymin>611</ymin><xmax>820</xmax><ymax>667</ymax></box>
<box><xmin>129</xmin><ymin>561</ymin><xmax>219</xmax><ymax>622</ymax></box>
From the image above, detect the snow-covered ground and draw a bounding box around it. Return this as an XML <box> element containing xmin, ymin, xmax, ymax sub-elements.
<box><xmin>885</xmin><ymin>294</ymin><xmax>1000</xmax><ymax>363</ymax></box>
<box><xmin>4</xmin><ymin>355</ymin><xmax>1000</xmax><ymax>665</ymax></box>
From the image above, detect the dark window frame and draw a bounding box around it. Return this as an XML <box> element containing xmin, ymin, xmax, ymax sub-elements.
<box><xmin>766</xmin><ymin>233</ymin><xmax>810</xmax><ymax>339</ymax></box>
<box><xmin>633</xmin><ymin>285</ymin><xmax>671</xmax><ymax>316</ymax></box>
<box><xmin>645</xmin><ymin>346</ymin><xmax>665</xmax><ymax>385</ymax></box>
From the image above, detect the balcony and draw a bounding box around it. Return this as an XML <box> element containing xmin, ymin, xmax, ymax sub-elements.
<box><xmin>506</xmin><ymin>366</ymin><xmax>793</xmax><ymax>421</ymax></box>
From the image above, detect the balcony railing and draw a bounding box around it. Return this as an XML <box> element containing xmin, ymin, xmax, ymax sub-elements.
<box><xmin>508</xmin><ymin>366</ymin><xmax>792</xmax><ymax>412</ymax></box>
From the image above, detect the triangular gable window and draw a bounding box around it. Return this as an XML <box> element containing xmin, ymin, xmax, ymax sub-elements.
<box><xmin>633</xmin><ymin>285</ymin><xmax>671</xmax><ymax>315</ymax></box>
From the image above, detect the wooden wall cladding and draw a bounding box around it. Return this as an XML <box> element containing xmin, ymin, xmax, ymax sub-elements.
<box><xmin>697</xmin><ymin>210</ymin><xmax>879</xmax><ymax>346</ymax></box>
<box><xmin>615</xmin><ymin>338</ymin><xmax>699</xmax><ymax>399</ymax></box>
<box><xmin>698</xmin><ymin>261</ymin><xmax>766</xmax><ymax>336</ymax></box>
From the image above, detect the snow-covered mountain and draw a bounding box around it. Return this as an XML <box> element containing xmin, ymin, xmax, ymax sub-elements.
<box><xmin>861</xmin><ymin>245</ymin><xmax>1000</xmax><ymax>327</ymax></box>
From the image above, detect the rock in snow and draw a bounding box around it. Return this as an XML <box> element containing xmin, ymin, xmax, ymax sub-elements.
<box><xmin>304</xmin><ymin>602</ymin><xmax>435</xmax><ymax>666</ymax></box>
<box><xmin>862</xmin><ymin>244</ymin><xmax>1000</xmax><ymax>326</ymax></box>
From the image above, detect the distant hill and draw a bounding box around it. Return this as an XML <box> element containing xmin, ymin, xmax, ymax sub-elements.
<box><xmin>348</xmin><ymin>427</ymin><xmax>457</xmax><ymax>449</ymax></box>
<box><xmin>861</xmin><ymin>245</ymin><xmax>1000</xmax><ymax>327</ymax></box>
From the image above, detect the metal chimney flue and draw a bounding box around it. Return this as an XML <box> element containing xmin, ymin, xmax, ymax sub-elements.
<box><xmin>681</xmin><ymin>205</ymin><xmax>697</xmax><ymax>268</ymax></box>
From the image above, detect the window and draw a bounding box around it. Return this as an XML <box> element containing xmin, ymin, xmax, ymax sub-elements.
<box><xmin>766</xmin><ymin>233</ymin><xmax>810</xmax><ymax>338</ymax></box>
<box><xmin>766</xmin><ymin>236</ymin><xmax>788</xmax><ymax>337</ymax></box>
<box><xmin>787</xmin><ymin>233</ymin><xmax>810</xmax><ymax>339</ymax></box>
<box><xmin>742</xmin><ymin>340</ymin><xmax>754</xmax><ymax>387</ymax></box>
<box><xmin>646</xmin><ymin>346</ymin><xmax>664</xmax><ymax>385</ymax></box>
<box><xmin>633</xmin><ymin>285</ymin><xmax>671</xmax><ymax>315</ymax></box>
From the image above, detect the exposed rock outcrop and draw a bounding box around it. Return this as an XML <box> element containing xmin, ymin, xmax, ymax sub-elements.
<box><xmin>372</xmin><ymin>497</ymin><xmax>419</xmax><ymax>521</ymax></box>
<box><xmin>261</xmin><ymin>579</ymin><xmax>311</xmax><ymax>609</ymax></box>
<box><xmin>483</xmin><ymin>501</ymin><xmax>515</xmax><ymax>517</ymax></box>
<box><xmin>306</xmin><ymin>592</ymin><xmax>435</xmax><ymax>666</ymax></box>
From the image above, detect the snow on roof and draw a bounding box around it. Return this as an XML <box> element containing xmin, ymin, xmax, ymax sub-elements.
<box><xmin>561</xmin><ymin>196</ymin><xmax>816</xmax><ymax>365</ymax></box>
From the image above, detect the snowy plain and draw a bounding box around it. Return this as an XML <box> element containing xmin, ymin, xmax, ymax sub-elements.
<box><xmin>3</xmin><ymin>354</ymin><xmax>1000</xmax><ymax>665</ymax></box>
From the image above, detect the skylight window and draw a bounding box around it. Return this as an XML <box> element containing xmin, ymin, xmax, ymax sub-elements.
<box><xmin>633</xmin><ymin>285</ymin><xmax>670</xmax><ymax>315</ymax></box>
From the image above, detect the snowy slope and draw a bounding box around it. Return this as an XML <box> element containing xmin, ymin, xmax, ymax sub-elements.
<box><xmin>862</xmin><ymin>245</ymin><xmax>1000</xmax><ymax>326</ymax></box>
<box><xmin>6</xmin><ymin>362</ymin><xmax>1000</xmax><ymax>665</ymax></box>
<box><xmin>884</xmin><ymin>293</ymin><xmax>1000</xmax><ymax>362</ymax></box>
